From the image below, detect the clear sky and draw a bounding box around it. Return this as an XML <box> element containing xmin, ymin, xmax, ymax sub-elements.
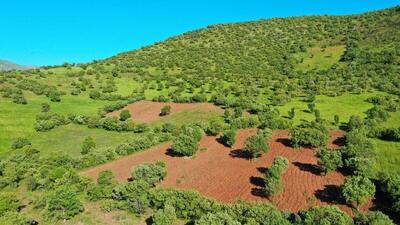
<box><xmin>1</xmin><ymin>0</ymin><xmax>399</xmax><ymax>66</ymax></box>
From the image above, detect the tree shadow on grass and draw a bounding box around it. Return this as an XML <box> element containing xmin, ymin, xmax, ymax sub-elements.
<box><xmin>276</xmin><ymin>138</ymin><xmax>293</xmax><ymax>147</ymax></box>
<box><xmin>292</xmin><ymin>162</ymin><xmax>321</xmax><ymax>175</ymax></box>
<box><xmin>314</xmin><ymin>184</ymin><xmax>346</xmax><ymax>205</ymax></box>
<box><xmin>229</xmin><ymin>149</ymin><xmax>252</xmax><ymax>160</ymax></box>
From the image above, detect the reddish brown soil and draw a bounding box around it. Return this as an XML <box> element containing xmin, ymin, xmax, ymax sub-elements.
<box><xmin>108</xmin><ymin>100</ymin><xmax>223</xmax><ymax>123</ymax></box>
<box><xmin>81</xmin><ymin>129</ymin><xmax>371</xmax><ymax>214</ymax></box>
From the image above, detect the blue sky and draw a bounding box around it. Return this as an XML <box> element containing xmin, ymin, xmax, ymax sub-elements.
<box><xmin>1</xmin><ymin>0</ymin><xmax>399</xmax><ymax>66</ymax></box>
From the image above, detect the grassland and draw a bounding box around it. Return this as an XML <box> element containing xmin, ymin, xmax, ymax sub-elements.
<box><xmin>0</xmin><ymin>92</ymin><xmax>111</xmax><ymax>153</ymax></box>
<box><xmin>276</xmin><ymin>92</ymin><xmax>379</xmax><ymax>127</ymax></box>
<box><xmin>294</xmin><ymin>45</ymin><xmax>346</xmax><ymax>71</ymax></box>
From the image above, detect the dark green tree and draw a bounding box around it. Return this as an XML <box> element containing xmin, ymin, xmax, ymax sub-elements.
<box><xmin>160</xmin><ymin>105</ymin><xmax>171</xmax><ymax>116</ymax></box>
<box><xmin>119</xmin><ymin>109</ymin><xmax>131</xmax><ymax>121</ymax></box>
<box><xmin>342</xmin><ymin>176</ymin><xmax>375</xmax><ymax>209</ymax></box>
<box><xmin>132</xmin><ymin>161</ymin><xmax>166</xmax><ymax>186</ymax></box>
<box><xmin>316</xmin><ymin>148</ymin><xmax>343</xmax><ymax>175</ymax></box>
<box><xmin>152</xmin><ymin>205</ymin><xmax>177</xmax><ymax>225</ymax></box>
<box><xmin>81</xmin><ymin>136</ymin><xmax>96</xmax><ymax>155</ymax></box>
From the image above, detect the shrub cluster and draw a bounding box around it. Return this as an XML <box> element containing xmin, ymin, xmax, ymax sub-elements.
<box><xmin>263</xmin><ymin>156</ymin><xmax>289</xmax><ymax>195</ymax></box>
<box><xmin>243</xmin><ymin>129</ymin><xmax>271</xmax><ymax>158</ymax></box>
<box><xmin>171</xmin><ymin>126</ymin><xmax>203</xmax><ymax>156</ymax></box>
<box><xmin>34</xmin><ymin>112</ymin><xmax>70</xmax><ymax>132</ymax></box>
<box><xmin>290</xmin><ymin>121</ymin><xmax>329</xmax><ymax>148</ymax></box>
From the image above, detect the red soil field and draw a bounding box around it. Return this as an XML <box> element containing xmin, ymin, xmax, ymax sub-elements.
<box><xmin>107</xmin><ymin>100</ymin><xmax>223</xmax><ymax>123</ymax></box>
<box><xmin>81</xmin><ymin>129</ymin><xmax>371</xmax><ymax>214</ymax></box>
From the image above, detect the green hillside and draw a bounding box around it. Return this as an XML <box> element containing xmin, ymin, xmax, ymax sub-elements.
<box><xmin>0</xmin><ymin>6</ymin><xmax>399</xmax><ymax>225</ymax></box>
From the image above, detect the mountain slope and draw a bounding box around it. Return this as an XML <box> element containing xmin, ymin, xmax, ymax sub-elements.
<box><xmin>100</xmin><ymin>6</ymin><xmax>399</xmax><ymax>96</ymax></box>
<box><xmin>0</xmin><ymin>59</ymin><xmax>35</xmax><ymax>71</ymax></box>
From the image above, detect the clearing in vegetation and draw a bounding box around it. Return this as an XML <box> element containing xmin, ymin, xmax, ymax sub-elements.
<box><xmin>81</xmin><ymin>129</ymin><xmax>368</xmax><ymax>214</ymax></box>
<box><xmin>107</xmin><ymin>100</ymin><xmax>224</xmax><ymax>123</ymax></box>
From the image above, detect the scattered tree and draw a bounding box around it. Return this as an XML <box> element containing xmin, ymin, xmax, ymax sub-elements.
<box><xmin>11</xmin><ymin>137</ymin><xmax>31</xmax><ymax>149</ymax></box>
<box><xmin>81</xmin><ymin>136</ymin><xmax>96</xmax><ymax>155</ymax></box>
<box><xmin>160</xmin><ymin>105</ymin><xmax>171</xmax><ymax>116</ymax></box>
<box><xmin>288</xmin><ymin>107</ymin><xmax>295</xmax><ymax>119</ymax></box>
<box><xmin>221</xmin><ymin>128</ymin><xmax>237</xmax><ymax>147</ymax></box>
<box><xmin>152</xmin><ymin>205</ymin><xmax>177</xmax><ymax>225</ymax></box>
<box><xmin>132</xmin><ymin>161</ymin><xmax>167</xmax><ymax>186</ymax></box>
<box><xmin>342</xmin><ymin>176</ymin><xmax>375</xmax><ymax>209</ymax></box>
<box><xmin>41</xmin><ymin>103</ymin><xmax>50</xmax><ymax>112</ymax></box>
<box><xmin>119</xmin><ymin>109</ymin><xmax>131</xmax><ymax>121</ymax></box>
<box><xmin>299</xmin><ymin>205</ymin><xmax>353</xmax><ymax>225</ymax></box>
<box><xmin>334</xmin><ymin>114</ymin><xmax>340</xmax><ymax>125</ymax></box>
<box><xmin>264</xmin><ymin>156</ymin><xmax>289</xmax><ymax>195</ymax></box>
<box><xmin>244</xmin><ymin>131</ymin><xmax>270</xmax><ymax>158</ymax></box>
<box><xmin>316</xmin><ymin>148</ymin><xmax>343</xmax><ymax>175</ymax></box>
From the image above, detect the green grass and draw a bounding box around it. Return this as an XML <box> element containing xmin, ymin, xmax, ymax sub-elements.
<box><xmin>380</xmin><ymin>111</ymin><xmax>400</xmax><ymax>128</ymax></box>
<box><xmin>295</xmin><ymin>45</ymin><xmax>346</xmax><ymax>71</ymax></box>
<box><xmin>115</xmin><ymin>76</ymin><xmax>140</xmax><ymax>96</ymax></box>
<box><xmin>276</xmin><ymin>92</ymin><xmax>378</xmax><ymax>127</ymax></box>
<box><xmin>30</xmin><ymin>124</ymin><xmax>138</xmax><ymax>158</ymax></box>
<box><xmin>373</xmin><ymin>139</ymin><xmax>400</xmax><ymax>175</ymax></box>
<box><xmin>154</xmin><ymin>109</ymin><xmax>224</xmax><ymax>127</ymax></box>
<box><xmin>0</xmin><ymin>92</ymin><xmax>110</xmax><ymax>152</ymax></box>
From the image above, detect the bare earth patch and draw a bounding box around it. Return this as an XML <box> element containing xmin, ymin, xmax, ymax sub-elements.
<box><xmin>81</xmin><ymin>129</ymin><xmax>371</xmax><ymax>214</ymax></box>
<box><xmin>107</xmin><ymin>100</ymin><xmax>223</xmax><ymax>123</ymax></box>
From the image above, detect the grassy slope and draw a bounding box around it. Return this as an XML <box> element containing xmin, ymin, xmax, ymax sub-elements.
<box><xmin>0</xmin><ymin>92</ymin><xmax>111</xmax><ymax>153</ymax></box>
<box><xmin>295</xmin><ymin>45</ymin><xmax>346</xmax><ymax>71</ymax></box>
<box><xmin>276</xmin><ymin>92</ymin><xmax>378</xmax><ymax>127</ymax></box>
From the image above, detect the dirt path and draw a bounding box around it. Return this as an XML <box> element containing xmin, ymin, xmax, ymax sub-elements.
<box><xmin>81</xmin><ymin>129</ymin><xmax>370</xmax><ymax>214</ymax></box>
<box><xmin>107</xmin><ymin>100</ymin><xmax>223</xmax><ymax>123</ymax></box>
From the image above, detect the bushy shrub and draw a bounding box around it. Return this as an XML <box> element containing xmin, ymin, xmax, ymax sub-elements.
<box><xmin>172</xmin><ymin>133</ymin><xmax>200</xmax><ymax>156</ymax></box>
<box><xmin>160</xmin><ymin>105</ymin><xmax>171</xmax><ymax>116</ymax></box>
<box><xmin>378</xmin><ymin>173</ymin><xmax>400</xmax><ymax>214</ymax></box>
<box><xmin>11</xmin><ymin>137</ymin><xmax>31</xmax><ymax>149</ymax></box>
<box><xmin>161</xmin><ymin>123</ymin><xmax>176</xmax><ymax>133</ymax></box>
<box><xmin>119</xmin><ymin>109</ymin><xmax>131</xmax><ymax>121</ymax></box>
<box><xmin>204</xmin><ymin>120</ymin><xmax>225</xmax><ymax>136</ymax></box>
<box><xmin>171</xmin><ymin>126</ymin><xmax>202</xmax><ymax>156</ymax></box>
<box><xmin>34</xmin><ymin>112</ymin><xmax>69</xmax><ymax>132</ymax></box>
<box><xmin>354</xmin><ymin>211</ymin><xmax>395</xmax><ymax>225</ymax></box>
<box><xmin>81</xmin><ymin>136</ymin><xmax>96</xmax><ymax>155</ymax></box>
<box><xmin>149</xmin><ymin>189</ymin><xmax>220</xmax><ymax>220</ymax></box>
<box><xmin>366</xmin><ymin>106</ymin><xmax>390</xmax><ymax>122</ymax></box>
<box><xmin>46</xmin><ymin>187</ymin><xmax>84</xmax><ymax>220</ymax></box>
<box><xmin>220</xmin><ymin>128</ymin><xmax>237</xmax><ymax>147</ymax></box>
<box><xmin>341</xmin><ymin>176</ymin><xmax>375</xmax><ymax>208</ymax></box>
<box><xmin>344</xmin><ymin>157</ymin><xmax>375</xmax><ymax>178</ymax></box>
<box><xmin>244</xmin><ymin>130</ymin><xmax>271</xmax><ymax>158</ymax></box>
<box><xmin>132</xmin><ymin>161</ymin><xmax>166</xmax><ymax>186</ymax></box>
<box><xmin>195</xmin><ymin>212</ymin><xmax>240</xmax><ymax>225</ymax></box>
<box><xmin>379</xmin><ymin>127</ymin><xmax>400</xmax><ymax>141</ymax></box>
<box><xmin>290</xmin><ymin>122</ymin><xmax>329</xmax><ymax>148</ymax></box>
<box><xmin>153</xmin><ymin>205</ymin><xmax>177</xmax><ymax>225</ymax></box>
<box><xmin>316</xmin><ymin>148</ymin><xmax>343</xmax><ymax>175</ymax></box>
<box><xmin>0</xmin><ymin>193</ymin><xmax>21</xmax><ymax>217</ymax></box>
<box><xmin>347</xmin><ymin>115</ymin><xmax>364</xmax><ymax>131</ymax></box>
<box><xmin>264</xmin><ymin>156</ymin><xmax>289</xmax><ymax>195</ymax></box>
<box><xmin>41</xmin><ymin>103</ymin><xmax>50</xmax><ymax>113</ymax></box>
<box><xmin>298</xmin><ymin>205</ymin><xmax>353</xmax><ymax>225</ymax></box>
<box><xmin>230</xmin><ymin>116</ymin><xmax>259</xmax><ymax>129</ymax></box>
